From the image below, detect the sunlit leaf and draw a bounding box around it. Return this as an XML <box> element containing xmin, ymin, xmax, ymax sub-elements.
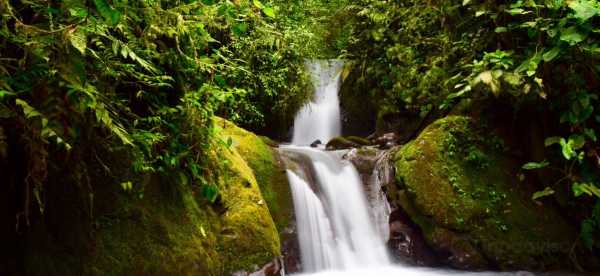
<box><xmin>573</xmin><ymin>182</ymin><xmax>600</xmax><ymax>198</ymax></box>
<box><xmin>69</xmin><ymin>27</ymin><xmax>87</xmax><ymax>55</ymax></box>
<box><xmin>262</xmin><ymin>6</ymin><xmax>276</xmax><ymax>18</ymax></box>
<box><xmin>568</xmin><ymin>0</ymin><xmax>599</xmax><ymax>22</ymax></box>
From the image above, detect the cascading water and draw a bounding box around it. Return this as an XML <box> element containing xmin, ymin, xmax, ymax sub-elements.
<box><xmin>291</xmin><ymin>60</ymin><xmax>343</xmax><ymax>146</ymax></box>
<box><xmin>280</xmin><ymin>60</ymin><xmax>531</xmax><ymax>276</ymax></box>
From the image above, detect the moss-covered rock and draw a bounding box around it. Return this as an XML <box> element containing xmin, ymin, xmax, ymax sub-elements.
<box><xmin>392</xmin><ymin>116</ymin><xmax>577</xmax><ymax>270</ymax></box>
<box><xmin>18</xmin><ymin>119</ymin><xmax>284</xmax><ymax>276</ymax></box>
<box><xmin>214</xmin><ymin>117</ymin><xmax>293</xmax><ymax>234</ymax></box>
<box><xmin>326</xmin><ymin>136</ymin><xmax>360</xmax><ymax>150</ymax></box>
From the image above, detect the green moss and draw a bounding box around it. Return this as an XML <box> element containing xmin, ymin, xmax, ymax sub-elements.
<box><xmin>23</xmin><ymin>119</ymin><xmax>285</xmax><ymax>275</ymax></box>
<box><xmin>216</xmin><ymin>144</ymin><xmax>280</xmax><ymax>272</ymax></box>
<box><xmin>346</xmin><ymin>136</ymin><xmax>372</xmax><ymax>146</ymax></box>
<box><xmin>394</xmin><ymin>116</ymin><xmax>576</xmax><ymax>270</ymax></box>
<box><xmin>326</xmin><ymin>136</ymin><xmax>360</xmax><ymax>149</ymax></box>
<box><xmin>214</xmin><ymin>117</ymin><xmax>293</xmax><ymax>236</ymax></box>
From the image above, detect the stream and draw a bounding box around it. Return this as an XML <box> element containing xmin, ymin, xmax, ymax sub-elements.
<box><xmin>278</xmin><ymin>60</ymin><xmax>535</xmax><ymax>276</ymax></box>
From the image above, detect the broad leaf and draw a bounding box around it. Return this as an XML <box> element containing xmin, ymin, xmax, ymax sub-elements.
<box><xmin>569</xmin><ymin>0</ymin><xmax>599</xmax><ymax>22</ymax></box>
<box><xmin>560</xmin><ymin>26</ymin><xmax>586</xmax><ymax>45</ymax></box>
<box><xmin>262</xmin><ymin>6</ymin><xmax>275</xmax><ymax>18</ymax></box>
<box><xmin>69</xmin><ymin>27</ymin><xmax>87</xmax><ymax>55</ymax></box>
<box><xmin>532</xmin><ymin>187</ymin><xmax>555</xmax><ymax>200</ymax></box>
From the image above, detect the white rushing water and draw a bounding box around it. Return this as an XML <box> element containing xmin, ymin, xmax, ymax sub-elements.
<box><xmin>291</xmin><ymin>60</ymin><xmax>344</xmax><ymax>146</ymax></box>
<box><xmin>282</xmin><ymin>60</ymin><xmax>531</xmax><ymax>276</ymax></box>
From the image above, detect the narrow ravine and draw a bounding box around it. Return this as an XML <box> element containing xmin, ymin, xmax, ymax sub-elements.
<box><xmin>279</xmin><ymin>60</ymin><xmax>533</xmax><ymax>276</ymax></box>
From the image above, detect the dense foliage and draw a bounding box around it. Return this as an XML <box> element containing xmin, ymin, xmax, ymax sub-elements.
<box><xmin>3</xmin><ymin>0</ymin><xmax>600</xmax><ymax>272</ymax></box>
<box><xmin>0</xmin><ymin>0</ymin><xmax>315</xmax><ymax>227</ymax></box>
<box><xmin>344</xmin><ymin>0</ymin><xmax>600</xmax><ymax>254</ymax></box>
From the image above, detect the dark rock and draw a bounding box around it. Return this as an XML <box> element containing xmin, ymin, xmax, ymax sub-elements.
<box><xmin>280</xmin><ymin>221</ymin><xmax>301</xmax><ymax>273</ymax></box>
<box><xmin>339</xmin><ymin>66</ymin><xmax>377</xmax><ymax>137</ymax></box>
<box><xmin>387</xmin><ymin>209</ymin><xmax>438</xmax><ymax>267</ymax></box>
<box><xmin>344</xmin><ymin>147</ymin><xmax>380</xmax><ymax>175</ymax></box>
<box><xmin>310</xmin><ymin>139</ymin><xmax>322</xmax><ymax>148</ymax></box>
<box><xmin>376</xmin><ymin>109</ymin><xmax>427</xmax><ymax>144</ymax></box>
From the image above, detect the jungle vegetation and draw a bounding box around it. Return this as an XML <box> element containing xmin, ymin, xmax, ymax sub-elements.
<box><xmin>1</xmin><ymin>0</ymin><xmax>599</xmax><ymax>273</ymax></box>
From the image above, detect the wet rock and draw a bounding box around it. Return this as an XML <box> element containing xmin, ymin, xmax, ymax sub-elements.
<box><xmin>344</xmin><ymin>147</ymin><xmax>380</xmax><ymax>175</ymax></box>
<box><xmin>280</xmin><ymin>221</ymin><xmax>301</xmax><ymax>273</ymax></box>
<box><xmin>310</xmin><ymin>139</ymin><xmax>322</xmax><ymax>148</ymax></box>
<box><xmin>326</xmin><ymin>136</ymin><xmax>360</xmax><ymax>150</ymax></box>
<box><xmin>387</xmin><ymin>208</ymin><xmax>438</xmax><ymax>267</ymax></box>
<box><xmin>372</xmin><ymin>132</ymin><xmax>399</xmax><ymax>149</ymax></box>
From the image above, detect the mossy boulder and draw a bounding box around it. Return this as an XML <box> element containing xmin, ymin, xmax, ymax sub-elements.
<box><xmin>87</xmin><ymin>127</ymin><xmax>280</xmax><ymax>275</ymax></box>
<box><xmin>392</xmin><ymin>116</ymin><xmax>576</xmax><ymax>270</ymax></box>
<box><xmin>16</xmin><ymin>119</ymin><xmax>284</xmax><ymax>276</ymax></box>
<box><xmin>215</xmin><ymin>117</ymin><xmax>293</xmax><ymax>234</ymax></box>
<box><xmin>214</xmin><ymin>117</ymin><xmax>299</xmax><ymax>272</ymax></box>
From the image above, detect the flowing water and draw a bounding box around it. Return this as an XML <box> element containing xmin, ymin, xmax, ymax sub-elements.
<box><xmin>280</xmin><ymin>60</ymin><xmax>532</xmax><ymax>276</ymax></box>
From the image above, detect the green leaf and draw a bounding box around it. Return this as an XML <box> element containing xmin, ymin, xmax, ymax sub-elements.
<box><xmin>15</xmin><ymin>99</ymin><xmax>42</xmax><ymax>118</ymax></box>
<box><xmin>573</xmin><ymin>182</ymin><xmax>600</xmax><ymax>198</ymax></box>
<box><xmin>69</xmin><ymin>27</ymin><xmax>87</xmax><ymax>55</ymax></box>
<box><xmin>120</xmin><ymin>181</ymin><xmax>133</xmax><ymax>191</ymax></box>
<box><xmin>231</xmin><ymin>23</ymin><xmax>248</xmax><ymax>36</ymax></box>
<box><xmin>522</xmin><ymin>160</ymin><xmax>550</xmax><ymax>170</ymax></box>
<box><xmin>93</xmin><ymin>0</ymin><xmax>121</xmax><ymax>26</ymax></box>
<box><xmin>0</xmin><ymin>90</ymin><xmax>16</xmax><ymax>99</ymax></box>
<box><xmin>559</xmin><ymin>138</ymin><xmax>575</xmax><ymax>159</ymax></box>
<box><xmin>516</xmin><ymin>52</ymin><xmax>542</xmax><ymax>76</ymax></box>
<box><xmin>69</xmin><ymin>7</ymin><xmax>88</xmax><ymax>18</ymax></box>
<box><xmin>495</xmin><ymin>27</ymin><xmax>508</xmax><ymax>33</ymax></box>
<box><xmin>532</xmin><ymin>187</ymin><xmax>555</xmax><ymax>200</ymax></box>
<box><xmin>506</xmin><ymin>8</ymin><xmax>529</xmax><ymax>15</ymax></box>
<box><xmin>543</xmin><ymin>47</ymin><xmax>561</xmax><ymax>62</ymax></box>
<box><xmin>584</xmin><ymin>128</ymin><xmax>597</xmax><ymax>142</ymax></box>
<box><xmin>202</xmin><ymin>184</ymin><xmax>219</xmax><ymax>202</ymax></box>
<box><xmin>252</xmin><ymin>0</ymin><xmax>264</xmax><ymax>9</ymax></box>
<box><xmin>545</xmin><ymin>136</ymin><xmax>562</xmax><ymax>147</ymax></box>
<box><xmin>568</xmin><ymin>0</ymin><xmax>599</xmax><ymax>22</ymax></box>
<box><xmin>262</xmin><ymin>6</ymin><xmax>275</xmax><ymax>18</ymax></box>
<box><xmin>569</xmin><ymin>134</ymin><xmax>586</xmax><ymax>150</ymax></box>
<box><xmin>560</xmin><ymin>26</ymin><xmax>586</xmax><ymax>45</ymax></box>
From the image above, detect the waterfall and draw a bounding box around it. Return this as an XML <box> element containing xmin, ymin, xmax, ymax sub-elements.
<box><xmin>284</xmin><ymin>147</ymin><xmax>390</xmax><ymax>272</ymax></box>
<box><xmin>280</xmin><ymin>60</ymin><xmax>530</xmax><ymax>276</ymax></box>
<box><xmin>291</xmin><ymin>60</ymin><xmax>343</xmax><ymax>146</ymax></box>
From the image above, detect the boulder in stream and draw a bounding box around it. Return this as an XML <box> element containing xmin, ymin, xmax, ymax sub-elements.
<box><xmin>390</xmin><ymin>116</ymin><xmax>583</xmax><ymax>270</ymax></box>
